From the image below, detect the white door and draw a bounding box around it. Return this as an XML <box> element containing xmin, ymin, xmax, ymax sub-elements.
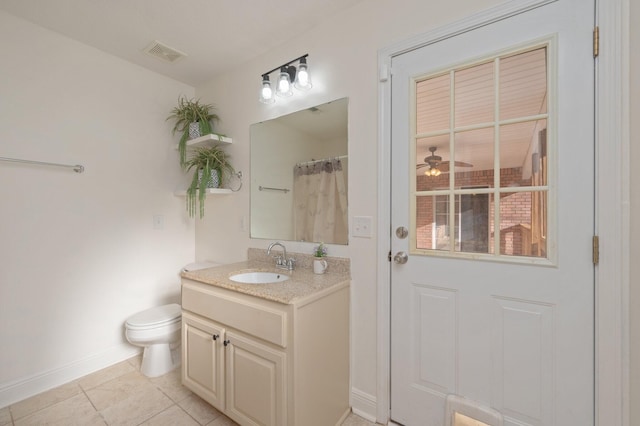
<box><xmin>390</xmin><ymin>1</ymin><xmax>594</xmax><ymax>425</ymax></box>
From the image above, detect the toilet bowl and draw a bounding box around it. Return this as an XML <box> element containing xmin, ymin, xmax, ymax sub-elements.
<box><xmin>125</xmin><ymin>262</ymin><xmax>220</xmax><ymax>377</ymax></box>
<box><xmin>125</xmin><ymin>303</ymin><xmax>182</xmax><ymax>377</ymax></box>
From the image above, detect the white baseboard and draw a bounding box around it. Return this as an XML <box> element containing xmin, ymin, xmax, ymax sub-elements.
<box><xmin>0</xmin><ymin>344</ymin><xmax>140</xmax><ymax>408</ymax></box>
<box><xmin>351</xmin><ymin>387</ymin><xmax>378</xmax><ymax>423</ymax></box>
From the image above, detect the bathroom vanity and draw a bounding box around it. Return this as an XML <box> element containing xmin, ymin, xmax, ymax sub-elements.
<box><xmin>180</xmin><ymin>253</ymin><xmax>350</xmax><ymax>426</ymax></box>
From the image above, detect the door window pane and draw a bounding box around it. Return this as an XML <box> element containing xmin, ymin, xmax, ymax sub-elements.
<box><xmin>456</xmin><ymin>191</ymin><xmax>490</xmax><ymax>254</ymax></box>
<box><xmin>453</xmin><ymin>127</ymin><xmax>494</xmax><ymax>190</ymax></box>
<box><xmin>416</xmin><ymin>195</ymin><xmax>451</xmax><ymax>251</ymax></box>
<box><xmin>454</xmin><ymin>61</ymin><xmax>494</xmax><ymax>127</ymax></box>
<box><xmin>416</xmin><ymin>135</ymin><xmax>450</xmax><ymax>190</ymax></box>
<box><xmin>416</xmin><ymin>74</ymin><xmax>450</xmax><ymax>133</ymax></box>
<box><xmin>499</xmin><ymin>120</ymin><xmax>547</xmax><ymax>187</ymax></box>
<box><xmin>499</xmin><ymin>191</ymin><xmax>547</xmax><ymax>257</ymax></box>
<box><xmin>499</xmin><ymin>48</ymin><xmax>547</xmax><ymax>120</ymax></box>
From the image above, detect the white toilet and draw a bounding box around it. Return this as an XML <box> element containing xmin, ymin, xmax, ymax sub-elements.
<box><xmin>125</xmin><ymin>303</ymin><xmax>182</xmax><ymax>377</ymax></box>
<box><xmin>124</xmin><ymin>262</ymin><xmax>219</xmax><ymax>377</ymax></box>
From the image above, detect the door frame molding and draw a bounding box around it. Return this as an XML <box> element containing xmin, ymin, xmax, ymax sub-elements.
<box><xmin>376</xmin><ymin>0</ymin><xmax>630</xmax><ymax>424</ymax></box>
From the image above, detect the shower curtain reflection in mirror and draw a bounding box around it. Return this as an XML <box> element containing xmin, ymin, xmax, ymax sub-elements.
<box><xmin>293</xmin><ymin>157</ymin><xmax>348</xmax><ymax>245</ymax></box>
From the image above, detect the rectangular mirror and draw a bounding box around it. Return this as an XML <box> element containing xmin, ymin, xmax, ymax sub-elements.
<box><xmin>250</xmin><ymin>98</ymin><xmax>348</xmax><ymax>245</ymax></box>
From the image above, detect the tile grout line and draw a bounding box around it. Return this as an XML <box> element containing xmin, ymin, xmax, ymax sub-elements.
<box><xmin>125</xmin><ymin>373</ymin><xmax>170</xmax><ymax>426</ymax></box>
<box><xmin>146</xmin><ymin>372</ymin><xmax>207</xmax><ymax>426</ymax></box>
<box><xmin>135</xmin><ymin>403</ymin><xmax>178</xmax><ymax>426</ymax></box>
<box><xmin>79</xmin><ymin>385</ymin><xmax>106</xmax><ymax>425</ymax></box>
<box><xmin>142</xmin><ymin>379</ymin><xmax>179</xmax><ymax>426</ymax></box>
<box><xmin>176</xmin><ymin>403</ymin><xmax>205</xmax><ymax>426</ymax></box>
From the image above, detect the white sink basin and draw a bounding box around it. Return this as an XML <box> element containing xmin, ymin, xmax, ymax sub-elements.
<box><xmin>229</xmin><ymin>271</ymin><xmax>290</xmax><ymax>284</ymax></box>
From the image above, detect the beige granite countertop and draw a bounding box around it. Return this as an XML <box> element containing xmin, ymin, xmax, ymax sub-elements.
<box><xmin>180</xmin><ymin>257</ymin><xmax>350</xmax><ymax>305</ymax></box>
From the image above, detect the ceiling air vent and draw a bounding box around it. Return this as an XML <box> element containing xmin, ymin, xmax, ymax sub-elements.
<box><xmin>143</xmin><ymin>40</ymin><xmax>186</xmax><ymax>63</ymax></box>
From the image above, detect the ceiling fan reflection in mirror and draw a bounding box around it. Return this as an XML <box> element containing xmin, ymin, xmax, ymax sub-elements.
<box><xmin>416</xmin><ymin>146</ymin><xmax>473</xmax><ymax>176</ymax></box>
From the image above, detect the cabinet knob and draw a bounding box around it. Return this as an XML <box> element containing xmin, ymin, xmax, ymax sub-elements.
<box><xmin>223</xmin><ymin>339</ymin><xmax>231</xmax><ymax>347</ymax></box>
<box><xmin>212</xmin><ymin>334</ymin><xmax>219</xmax><ymax>341</ymax></box>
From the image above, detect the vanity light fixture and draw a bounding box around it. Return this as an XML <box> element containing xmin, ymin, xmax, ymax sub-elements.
<box><xmin>259</xmin><ymin>75</ymin><xmax>275</xmax><ymax>104</ymax></box>
<box><xmin>259</xmin><ymin>54</ymin><xmax>312</xmax><ymax>104</ymax></box>
<box><xmin>276</xmin><ymin>66</ymin><xmax>294</xmax><ymax>97</ymax></box>
<box><xmin>294</xmin><ymin>57</ymin><xmax>312</xmax><ymax>91</ymax></box>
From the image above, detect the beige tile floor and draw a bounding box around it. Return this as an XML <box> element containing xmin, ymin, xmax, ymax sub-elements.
<box><xmin>1</xmin><ymin>355</ymin><xmax>378</xmax><ymax>426</ymax></box>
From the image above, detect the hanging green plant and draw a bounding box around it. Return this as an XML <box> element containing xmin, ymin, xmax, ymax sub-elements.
<box><xmin>184</xmin><ymin>145</ymin><xmax>235</xmax><ymax>218</ymax></box>
<box><xmin>166</xmin><ymin>96</ymin><xmax>221</xmax><ymax>166</ymax></box>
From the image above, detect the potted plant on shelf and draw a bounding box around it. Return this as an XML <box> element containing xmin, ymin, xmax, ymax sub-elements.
<box><xmin>166</xmin><ymin>96</ymin><xmax>220</xmax><ymax>166</ymax></box>
<box><xmin>184</xmin><ymin>145</ymin><xmax>234</xmax><ymax>218</ymax></box>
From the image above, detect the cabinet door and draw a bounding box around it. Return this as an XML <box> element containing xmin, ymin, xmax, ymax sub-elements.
<box><xmin>225</xmin><ymin>331</ymin><xmax>286</xmax><ymax>426</ymax></box>
<box><xmin>182</xmin><ymin>311</ymin><xmax>225</xmax><ymax>410</ymax></box>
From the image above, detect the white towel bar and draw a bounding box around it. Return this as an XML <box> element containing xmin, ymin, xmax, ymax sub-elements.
<box><xmin>0</xmin><ymin>156</ymin><xmax>84</xmax><ymax>173</ymax></box>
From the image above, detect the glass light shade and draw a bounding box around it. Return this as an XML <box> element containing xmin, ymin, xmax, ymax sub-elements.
<box><xmin>259</xmin><ymin>76</ymin><xmax>275</xmax><ymax>104</ymax></box>
<box><xmin>294</xmin><ymin>61</ymin><xmax>312</xmax><ymax>91</ymax></box>
<box><xmin>276</xmin><ymin>67</ymin><xmax>293</xmax><ymax>97</ymax></box>
<box><xmin>425</xmin><ymin>167</ymin><xmax>441</xmax><ymax>176</ymax></box>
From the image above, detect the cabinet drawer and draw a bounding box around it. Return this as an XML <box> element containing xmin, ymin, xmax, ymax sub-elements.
<box><xmin>182</xmin><ymin>280</ymin><xmax>288</xmax><ymax>347</ymax></box>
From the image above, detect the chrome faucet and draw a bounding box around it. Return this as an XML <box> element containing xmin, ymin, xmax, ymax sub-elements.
<box><xmin>267</xmin><ymin>241</ymin><xmax>295</xmax><ymax>270</ymax></box>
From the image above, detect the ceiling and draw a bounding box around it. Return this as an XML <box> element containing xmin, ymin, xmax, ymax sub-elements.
<box><xmin>0</xmin><ymin>0</ymin><xmax>364</xmax><ymax>86</ymax></box>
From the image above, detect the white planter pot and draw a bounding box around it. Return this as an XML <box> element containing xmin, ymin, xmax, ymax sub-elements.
<box><xmin>198</xmin><ymin>169</ymin><xmax>220</xmax><ymax>188</ymax></box>
<box><xmin>188</xmin><ymin>122</ymin><xmax>201</xmax><ymax>139</ymax></box>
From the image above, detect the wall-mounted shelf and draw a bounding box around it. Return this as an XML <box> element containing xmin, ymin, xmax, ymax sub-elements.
<box><xmin>174</xmin><ymin>134</ymin><xmax>237</xmax><ymax>198</ymax></box>
<box><xmin>174</xmin><ymin>188</ymin><xmax>233</xmax><ymax>196</ymax></box>
<box><xmin>175</xmin><ymin>133</ymin><xmax>233</xmax><ymax>150</ymax></box>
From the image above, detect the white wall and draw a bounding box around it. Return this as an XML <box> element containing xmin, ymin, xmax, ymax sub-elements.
<box><xmin>629</xmin><ymin>0</ymin><xmax>639</xmax><ymax>423</ymax></box>
<box><xmin>0</xmin><ymin>11</ymin><xmax>196</xmax><ymax>406</ymax></box>
<box><xmin>193</xmin><ymin>0</ymin><xmax>503</xmax><ymax>419</ymax></box>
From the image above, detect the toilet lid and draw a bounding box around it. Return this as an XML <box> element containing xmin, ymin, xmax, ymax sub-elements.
<box><xmin>125</xmin><ymin>303</ymin><xmax>181</xmax><ymax>328</ymax></box>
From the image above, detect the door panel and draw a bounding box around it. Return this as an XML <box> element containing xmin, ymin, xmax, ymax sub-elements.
<box><xmin>225</xmin><ymin>331</ymin><xmax>286</xmax><ymax>426</ymax></box>
<box><xmin>491</xmin><ymin>297</ymin><xmax>554</xmax><ymax>424</ymax></box>
<box><xmin>182</xmin><ymin>312</ymin><xmax>225</xmax><ymax>410</ymax></box>
<box><xmin>413</xmin><ymin>284</ymin><xmax>457</xmax><ymax>392</ymax></box>
<box><xmin>391</xmin><ymin>1</ymin><xmax>594</xmax><ymax>425</ymax></box>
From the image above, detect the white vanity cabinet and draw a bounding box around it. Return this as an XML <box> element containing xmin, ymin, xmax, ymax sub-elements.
<box><xmin>181</xmin><ymin>277</ymin><xmax>350</xmax><ymax>426</ymax></box>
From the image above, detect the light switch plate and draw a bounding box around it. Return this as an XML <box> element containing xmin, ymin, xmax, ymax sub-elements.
<box><xmin>352</xmin><ymin>216</ymin><xmax>373</xmax><ymax>238</ymax></box>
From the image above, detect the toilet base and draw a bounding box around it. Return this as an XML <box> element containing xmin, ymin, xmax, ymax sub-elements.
<box><xmin>140</xmin><ymin>343</ymin><xmax>179</xmax><ymax>377</ymax></box>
